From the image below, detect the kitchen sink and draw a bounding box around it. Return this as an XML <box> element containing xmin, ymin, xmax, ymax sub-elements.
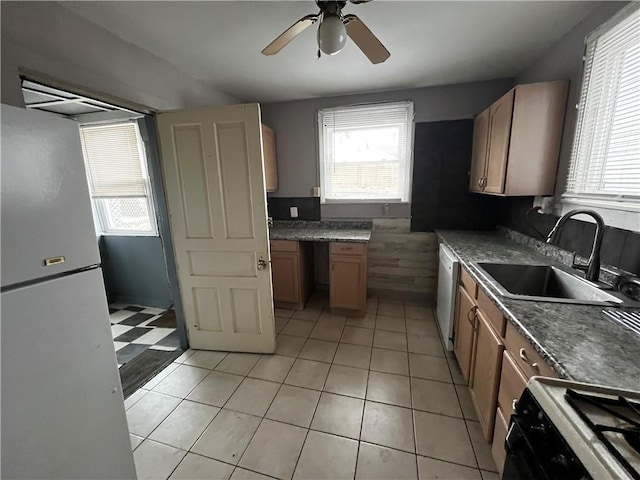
<box><xmin>473</xmin><ymin>263</ymin><xmax>623</xmax><ymax>306</ymax></box>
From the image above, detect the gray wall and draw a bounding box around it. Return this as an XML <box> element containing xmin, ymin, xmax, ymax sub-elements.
<box><xmin>514</xmin><ymin>1</ymin><xmax>629</xmax><ymax>201</ymax></box>
<box><xmin>261</xmin><ymin>78</ymin><xmax>514</xmax><ymax>218</ymax></box>
<box><xmin>1</xmin><ymin>1</ymin><xmax>238</xmax><ymax>110</ymax></box>
<box><xmin>99</xmin><ymin>236</ymin><xmax>172</xmax><ymax>309</ymax></box>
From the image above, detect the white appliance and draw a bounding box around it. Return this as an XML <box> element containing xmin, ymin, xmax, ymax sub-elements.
<box><xmin>436</xmin><ymin>243</ymin><xmax>460</xmax><ymax>351</ymax></box>
<box><xmin>1</xmin><ymin>104</ymin><xmax>136</xmax><ymax>479</ymax></box>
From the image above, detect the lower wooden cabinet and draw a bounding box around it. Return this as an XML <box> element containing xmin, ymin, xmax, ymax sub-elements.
<box><xmin>270</xmin><ymin>240</ymin><xmax>312</xmax><ymax>309</ymax></box>
<box><xmin>454</xmin><ymin>285</ymin><xmax>476</xmax><ymax>383</ymax></box>
<box><xmin>329</xmin><ymin>242</ymin><xmax>367</xmax><ymax>314</ymax></box>
<box><xmin>469</xmin><ymin>309</ymin><xmax>504</xmax><ymax>442</ymax></box>
<box><xmin>451</xmin><ymin>265</ymin><xmax>560</xmax><ymax>474</ymax></box>
<box><xmin>271</xmin><ymin>253</ymin><xmax>299</xmax><ymax>303</ymax></box>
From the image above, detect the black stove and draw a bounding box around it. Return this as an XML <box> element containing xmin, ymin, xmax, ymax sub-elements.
<box><xmin>504</xmin><ymin>378</ymin><xmax>640</xmax><ymax>480</ymax></box>
<box><xmin>565</xmin><ymin>389</ymin><xmax>640</xmax><ymax>480</ymax></box>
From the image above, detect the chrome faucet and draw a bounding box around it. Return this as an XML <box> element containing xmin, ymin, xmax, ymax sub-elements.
<box><xmin>546</xmin><ymin>209</ymin><xmax>605</xmax><ymax>283</ymax></box>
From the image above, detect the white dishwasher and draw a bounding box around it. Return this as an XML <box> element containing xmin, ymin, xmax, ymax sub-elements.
<box><xmin>436</xmin><ymin>243</ymin><xmax>460</xmax><ymax>351</ymax></box>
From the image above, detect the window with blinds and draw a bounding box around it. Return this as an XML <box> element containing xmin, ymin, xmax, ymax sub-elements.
<box><xmin>79</xmin><ymin>122</ymin><xmax>157</xmax><ymax>235</ymax></box>
<box><xmin>318</xmin><ymin>101</ymin><xmax>414</xmax><ymax>203</ymax></box>
<box><xmin>565</xmin><ymin>5</ymin><xmax>640</xmax><ymax>206</ymax></box>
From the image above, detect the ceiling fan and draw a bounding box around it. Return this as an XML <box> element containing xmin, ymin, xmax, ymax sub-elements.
<box><xmin>261</xmin><ymin>0</ymin><xmax>390</xmax><ymax>64</ymax></box>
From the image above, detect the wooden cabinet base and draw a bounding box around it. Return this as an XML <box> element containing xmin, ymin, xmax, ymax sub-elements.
<box><xmin>271</xmin><ymin>241</ymin><xmax>312</xmax><ymax>309</ymax></box>
<box><xmin>329</xmin><ymin>242</ymin><xmax>367</xmax><ymax>314</ymax></box>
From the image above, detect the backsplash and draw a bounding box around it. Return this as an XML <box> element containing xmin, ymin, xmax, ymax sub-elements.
<box><xmin>410</xmin><ymin>120</ymin><xmax>500</xmax><ymax>232</ymax></box>
<box><xmin>267</xmin><ymin>196</ymin><xmax>320</xmax><ymax>221</ymax></box>
<box><xmin>368</xmin><ymin>218</ymin><xmax>438</xmax><ymax>304</ymax></box>
<box><xmin>498</xmin><ymin>197</ymin><xmax>640</xmax><ymax>276</ymax></box>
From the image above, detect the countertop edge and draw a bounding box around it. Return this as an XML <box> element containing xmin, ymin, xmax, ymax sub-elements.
<box><xmin>269</xmin><ymin>228</ymin><xmax>372</xmax><ymax>244</ymax></box>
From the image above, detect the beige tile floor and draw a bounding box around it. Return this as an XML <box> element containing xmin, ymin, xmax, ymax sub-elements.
<box><xmin>125</xmin><ymin>292</ymin><xmax>498</xmax><ymax>480</ymax></box>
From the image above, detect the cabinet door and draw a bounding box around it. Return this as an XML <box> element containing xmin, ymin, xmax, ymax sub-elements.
<box><xmin>330</xmin><ymin>255</ymin><xmax>366</xmax><ymax>311</ymax></box>
<box><xmin>262</xmin><ymin>124</ymin><xmax>278</xmax><ymax>192</ymax></box>
<box><xmin>271</xmin><ymin>252</ymin><xmax>299</xmax><ymax>303</ymax></box>
<box><xmin>485</xmin><ymin>90</ymin><xmax>514</xmax><ymax>194</ymax></box>
<box><xmin>453</xmin><ymin>285</ymin><xmax>476</xmax><ymax>383</ymax></box>
<box><xmin>470</xmin><ymin>108</ymin><xmax>490</xmax><ymax>193</ymax></box>
<box><xmin>469</xmin><ymin>309</ymin><xmax>504</xmax><ymax>442</ymax></box>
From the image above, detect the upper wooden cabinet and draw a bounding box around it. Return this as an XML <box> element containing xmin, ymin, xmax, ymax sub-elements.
<box><xmin>470</xmin><ymin>80</ymin><xmax>569</xmax><ymax>196</ymax></box>
<box><xmin>262</xmin><ymin>124</ymin><xmax>278</xmax><ymax>192</ymax></box>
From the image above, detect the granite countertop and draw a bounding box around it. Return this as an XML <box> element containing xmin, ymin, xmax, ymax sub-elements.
<box><xmin>269</xmin><ymin>220</ymin><xmax>372</xmax><ymax>243</ymax></box>
<box><xmin>437</xmin><ymin>230</ymin><xmax>640</xmax><ymax>391</ymax></box>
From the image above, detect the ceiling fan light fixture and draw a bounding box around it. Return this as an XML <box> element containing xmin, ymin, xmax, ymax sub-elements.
<box><xmin>317</xmin><ymin>14</ymin><xmax>347</xmax><ymax>55</ymax></box>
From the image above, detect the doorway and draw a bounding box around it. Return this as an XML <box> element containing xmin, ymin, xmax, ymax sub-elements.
<box><xmin>21</xmin><ymin>79</ymin><xmax>187</xmax><ymax>396</ymax></box>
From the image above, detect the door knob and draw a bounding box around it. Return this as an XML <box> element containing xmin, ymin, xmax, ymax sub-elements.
<box><xmin>257</xmin><ymin>257</ymin><xmax>268</xmax><ymax>270</ymax></box>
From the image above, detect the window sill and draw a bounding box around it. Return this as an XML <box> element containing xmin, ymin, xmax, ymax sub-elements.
<box><xmin>321</xmin><ymin>200</ymin><xmax>409</xmax><ymax>205</ymax></box>
<box><xmin>98</xmin><ymin>232</ymin><xmax>159</xmax><ymax>237</ymax></box>
<box><xmin>560</xmin><ymin>195</ymin><xmax>640</xmax><ymax>232</ymax></box>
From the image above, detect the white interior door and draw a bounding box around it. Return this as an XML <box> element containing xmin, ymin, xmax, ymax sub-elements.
<box><xmin>157</xmin><ymin>103</ymin><xmax>275</xmax><ymax>352</ymax></box>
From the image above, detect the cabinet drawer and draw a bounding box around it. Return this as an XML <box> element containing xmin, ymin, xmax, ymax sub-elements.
<box><xmin>498</xmin><ymin>351</ymin><xmax>528</xmax><ymax>417</ymax></box>
<box><xmin>491</xmin><ymin>406</ymin><xmax>509</xmax><ymax>475</ymax></box>
<box><xmin>330</xmin><ymin>242</ymin><xmax>366</xmax><ymax>256</ymax></box>
<box><xmin>270</xmin><ymin>240</ymin><xmax>298</xmax><ymax>253</ymax></box>
<box><xmin>460</xmin><ymin>268</ymin><xmax>477</xmax><ymax>299</ymax></box>
<box><xmin>504</xmin><ymin>322</ymin><xmax>557</xmax><ymax>379</ymax></box>
<box><xmin>477</xmin><ymin>289</ymin><xmax>506</xmax><ymax>337</ymax></box>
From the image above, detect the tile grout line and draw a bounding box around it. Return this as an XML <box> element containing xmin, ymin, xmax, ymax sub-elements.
<box><xmin>353</xmin><ymin>295</ymin><xmax>379</xmax><ymax>480</ymax></box>
<box><xmin>288</xmin><ymin>333</ymin><xmax>335</xmax><ymax>480</ymax></box>
<box><xmin>432</xmin><ymin>305</ymin><xmax>484</xmax><ymax>474</ymax></box>
<box><xmin>405</xmin><ymin>308</ymin><xmax>421</xmax><ymax>479</ymax></box>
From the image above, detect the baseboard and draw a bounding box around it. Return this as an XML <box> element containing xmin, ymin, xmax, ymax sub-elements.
<box><xmin>113</xmin><ymin>295</ymin><xmax>172</xmax><ymax>310</ymax></box>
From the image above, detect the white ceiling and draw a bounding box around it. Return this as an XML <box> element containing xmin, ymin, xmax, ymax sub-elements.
<box><xmin>62</xmin><ymin>1</ymin><xmax>600</xmax><ymax>103</ymax></box>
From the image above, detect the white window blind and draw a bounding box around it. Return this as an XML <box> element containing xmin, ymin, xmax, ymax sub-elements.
<box><xmin>318</xmin><ymin>101</ymin><xmax>414</xmax><ymax>202</ymax></box>
<box><xmin>565</xmin><ymin>5</ymin><xmax>640</xmax><ymax>202</ymax></box>
<box><xmin>79</xmin><ymin>122</ymin><xmax>157</xmax><ymax>235</ymax></box>
<box><xmin>80</xmin><ymin>123</ymin><xmax>146</xmax><ymax>198</ymax></box>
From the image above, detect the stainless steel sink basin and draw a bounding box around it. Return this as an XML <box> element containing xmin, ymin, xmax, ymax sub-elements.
<box><xmin>473</xmin><ymin>263</ymin><xmax>623</xmax><ymax>306</ymax></box>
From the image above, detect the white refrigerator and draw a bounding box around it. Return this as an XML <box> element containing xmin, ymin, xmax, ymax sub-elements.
<box><xmin>1</xmin><ymin>104</ymin><xmax>136</xmax><ymax>479</ymax></box>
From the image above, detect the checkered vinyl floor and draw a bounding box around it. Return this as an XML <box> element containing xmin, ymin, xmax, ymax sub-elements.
<box><xmin>109</xmin><ymin>303</ymin><xmax>180</xmax><ymax>367</ymax></box>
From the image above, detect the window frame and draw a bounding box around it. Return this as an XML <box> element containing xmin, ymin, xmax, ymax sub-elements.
<box><xmin>317</xmin><ymin>101</ymin><xmax>415</xmax><ymax>204</ymax></box>
<box><xmin>561</xmin><ymin>3</ymin><xmax>640</xmax><ymax>216</ymax></box>
<box><xmin>80</xmin><ymin>120</ymin><xmax>159</xmax><ymax>237</ymax></box>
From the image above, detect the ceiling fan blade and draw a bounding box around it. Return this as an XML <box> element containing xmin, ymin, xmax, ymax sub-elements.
<box><xmin>343</xmin><ymin>14</ymin><xmax>390</xmax><ymax>64</ymax></box>
<box><xmin>262</xmin><ymin>14</ymin><xmax>319</xmax><ymax>56</ymax></box>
